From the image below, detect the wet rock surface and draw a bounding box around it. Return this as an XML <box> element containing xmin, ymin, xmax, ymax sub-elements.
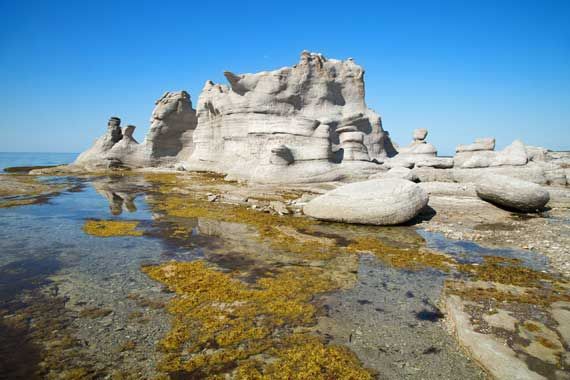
<box><xmin>316</xmin><ymin>255</ymin><xmax>485</xmax><ymax>379</ymax></box>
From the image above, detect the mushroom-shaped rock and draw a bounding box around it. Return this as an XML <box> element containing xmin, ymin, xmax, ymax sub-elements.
<box><xmin>303</xmin><ymin>179</ymin><xmax>429</xmax><ymax>225</ymax></box>
<box><xmin>475</xmin><ymin>174</ymin><xmax>550</xmax><ymax>212</ymax></box>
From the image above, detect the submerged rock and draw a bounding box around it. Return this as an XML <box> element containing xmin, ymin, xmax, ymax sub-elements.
<box><xmin>475</xmin><ymin>174</ymin><xmax>550</xmax><ymax>212</ymax></box>
<box><xmin>303</xmin><ymin>179</ymin><xmax>428</xmax><ymax>225</ymax></box>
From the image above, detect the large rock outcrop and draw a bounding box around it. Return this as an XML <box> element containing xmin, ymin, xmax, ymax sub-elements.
<box><xmin>303</xmin><ymin>179</ymin><xmax>429</xmax><ymax>225</ymax></box>
<box><xmin>183</xmin><ymin>51</ymin><xmax>395</xmax><ymax>182</ymax></box>
<box><xmin>74</xmin><ymin>91</ymin><xmax>196</xmax><ymax>169</ymax></box>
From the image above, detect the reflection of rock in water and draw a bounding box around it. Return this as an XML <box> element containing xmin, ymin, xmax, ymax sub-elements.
<box><xmin>91</xmin><ymin>176</ymin><xmax>150</xmax><ymax>215</ymax></box>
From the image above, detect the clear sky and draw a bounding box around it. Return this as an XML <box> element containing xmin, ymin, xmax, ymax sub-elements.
<box><xmin>0</xmin><ymin>0</ymin><xmax>568</xmax><ymax>155</ymax></box>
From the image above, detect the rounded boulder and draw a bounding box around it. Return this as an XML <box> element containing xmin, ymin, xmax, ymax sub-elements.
<box><xmin>303</xmin><ymin>179</ymin><xmax>429</xmax><ymax>225</ymax></box>
<box><xmin>475</xmin><ymin>174</ymin><xmax>549</xmax><ymax>212</ymax></box>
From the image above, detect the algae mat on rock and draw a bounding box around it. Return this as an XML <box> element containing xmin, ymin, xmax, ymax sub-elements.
<box><xmin>143</xmin><ymin>260</ymin><xmax>374</xmax><ymax>379</ymax></box>
<box><xmin>82</xmin><ymin>220</ymin><xmax>143</xmax><ymax>237</ymax></box>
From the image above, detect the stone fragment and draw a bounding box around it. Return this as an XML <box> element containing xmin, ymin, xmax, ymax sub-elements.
<box><xmin>303</xmin><ymin>179</ymin><xmax>428</xmax><ymax>225</ymax></box>
<box><xmin>475</xmin><ymin>174</ymin><xmax>550</xmax><ymax>212</ymax></box>
<box><xmin>269</xmin><ymin>200</ymin><xmax>290</xmax><ymax>215</ymax></box>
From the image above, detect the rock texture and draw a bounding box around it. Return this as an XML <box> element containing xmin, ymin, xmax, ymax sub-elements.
<box><xmin>303</xmin><ymin>179</ymin><xmax>428</xmax><ymax>225</ymax></box>
<box><xmin>183</xmin><ymin>51</ymin><xmax>396</xmax><ymax>182</ymax></box>
<box><xmin>475</xmin><ymin>174</ymin><xmax>550</xmax><ymax>212</ymax></box>
<box><xmin>69</xmin><ymin>51</ymin><xmax>569</xmax><ymax>189</ymax></box>
<box><xmin>369</xmin><ymin>167</ymin><xmax>419</xmax><ymax>182</ymax></box>
<box><xmin>456</xmin><ymin>137</ymin><xmax>496</xmax><ymax>153</ymax></box>
<box><xmin>455</xmin><ymin>139</ymin><xmax>528</xmax><ymax>169</ymax></box>
<box><xmin>397</xmin><ymin>128</ymin><xmax>437</xmax><ymax>158</ymax></box>
<box><xmin>74</xmin><ymin>91</ymin><xmax>196</xmax><ymax>169</ymax></box>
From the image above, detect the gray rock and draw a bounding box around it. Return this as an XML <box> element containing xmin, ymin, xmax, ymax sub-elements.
<box><xmin>526</xmin><ymin>145</ymin><xmax>549</xmax><ymax>162</ymax></box>
<box><xmin>457</xmin><ymin>140</ymin><xmax>528</xmax><ymax>169</ymax></box>
<box><xmin>419</xmin><ymin>182</ymin><xmax>477</xmax><ymax>197</ymax></box>
<box><xmin>303</xmin><ymin>179</ymin><xmax>428</xmax><ymax>225</ymax></box>
<box><xmin>475</xmin><ymin>174</ymin><xmax>550</xmax><ymax>212</ymax></box>
<box><xmin>145</xmin><ymin>91</ymin><xmax>198</xmax><ymax>165</ymax></box>
<box><xmin>491</xmin><ymin>139</ymin><xmax>528</xmax><ymax>167</ymax></box>
<box><xmin>452</xmin><ymin>164</ymin><xmax>548</xmax><ymax>185</ymax></box>
<box><xmin>397</xmin><ymin>128</ymin><xmax>437</xmax><ymax>158</ymax></box>
<box><xmin>412</xmin><ymin>128</ymin><xmax>428</xmax><ymax>141</ymax></box>
<box><xmin>369</xmin><ymin>167</ymin><xmax>419</xmax><ymax>182</ymax></box>
<box><xmin>269</xmin><ymin>200</ymin><xmax>289</xmax><ymax>215</ymax></box>
<box><xmin>73</xmin><ymin>92</ymin><xmax>197</xmax><ymax>169</ymax></box>
<box><xmin>184</xmin><ymin>51</ymin><xmax>397</xmax><ymax>183</ymax></box>
<box><xmin>456</xmin><ymin>137</ymin><xmax>495</xmax><ymax>152</ymax></box>
<box><xmin>415</xmin><ymin>157</ymin><xmax>454</xmax><ymax>169</ymax></box>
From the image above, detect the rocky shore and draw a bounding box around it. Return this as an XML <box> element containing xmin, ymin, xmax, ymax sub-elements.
<box><xmin>2</xmin><ymin>51</ymin><xmax>569</xmax><ymax>379</ymax></box>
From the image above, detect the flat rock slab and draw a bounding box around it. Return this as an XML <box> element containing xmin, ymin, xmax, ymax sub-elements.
<box><xmin>303</xmin><ymin>178</ymin><xmax>428</xmax><ymax>225</ymax></box>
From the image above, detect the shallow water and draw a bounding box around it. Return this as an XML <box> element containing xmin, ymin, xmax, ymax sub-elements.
<box><xmin>0</xmin><ymin>166</ymin><xmax>557</xmax><ymax>378</ymax></box>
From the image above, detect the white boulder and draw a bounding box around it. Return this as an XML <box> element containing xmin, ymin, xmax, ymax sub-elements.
<box><xmin>475</xmin><ymin>174</ymin><xmax>550</xmax><ymax>212</ymax></box>
<box><xmin>303</xmin><ymin>179</ymin><xmax>429</xmax><ymax>225</ymax></box>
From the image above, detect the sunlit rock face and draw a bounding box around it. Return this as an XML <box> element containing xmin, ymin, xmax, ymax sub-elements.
<box><xmin>184</xmin><ymin>51</ymin><xmax>395</xmax><ymax>182</ymax></box>
<box><xmin>73</xmin><ymin>91</ymin><xmax>196</xmax><ymax>169</ymax></box>
<box><xmin>144</xmin><ymin>91</ymin><xmax>197</xmax><ymax>165</ymax></box>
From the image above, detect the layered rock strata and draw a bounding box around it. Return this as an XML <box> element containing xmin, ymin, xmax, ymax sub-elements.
<box><xmin>183</xmin><ymin>51</ymin><xmax>396</xmax><ymax>182</ymax></box>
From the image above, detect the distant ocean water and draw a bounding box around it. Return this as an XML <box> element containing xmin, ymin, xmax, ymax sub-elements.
<box><xmin>0</xmin><ymin>152</ymin><xmax>78</xmax><ymax>172</ymax></box>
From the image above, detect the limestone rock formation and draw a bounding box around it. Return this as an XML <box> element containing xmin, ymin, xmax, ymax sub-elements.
<box><xmin>457</xmin><ymin>137</ymin><xmax>496</xmax><ymax>153</ymax></box>
<box><xmin>73</xmin><ymin>91</ymin><xmax>196</xmax><ymax>169</ymax></box>
<box><xmin>397</xmin><ymin>128</ymin><xmax>437</xmax><ymax>158</ymax></box>
<box><xmin>74</xmin><ymin>117</ymin><xmax>130</xmax><ymax>169</ymax></box>
<box><xmin>145</xmin><ymin>91</ymin><xmax>198</xmax><ymax>164</ymax></box>
<box><xmin>456</xmin><ymin>139</ymin><xmax>529</xmax><ymax>169</ymax></box>
<box><xmin>303</xmin><ymin>179</ymin><xmax>429</xmax><ymax>225</ymax></box>
<box><xmin>183</xmin><ymin>51</ymin><xmax>396</xmax><ymax>182</ymax></box>
<box><xmin>475</xmin><ymin>174</ymin><xmax>550</xmax><ymax>212</ymax></box>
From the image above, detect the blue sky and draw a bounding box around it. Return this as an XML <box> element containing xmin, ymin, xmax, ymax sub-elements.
<box><xmin>0</xmin><ymin>0</ymin><xmax>568</xmax><ymax>155</ymax></box>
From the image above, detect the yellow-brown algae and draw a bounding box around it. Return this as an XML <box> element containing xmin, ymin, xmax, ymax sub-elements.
<box><xmin>142</xmin><ymin>260</ymin><xmax>374</xmax><ymax>378</ymax></box>
<box><xmin>82</xmin><ymin>220</ymin><xmax>143</xmax><ymax>237</ymax></box>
